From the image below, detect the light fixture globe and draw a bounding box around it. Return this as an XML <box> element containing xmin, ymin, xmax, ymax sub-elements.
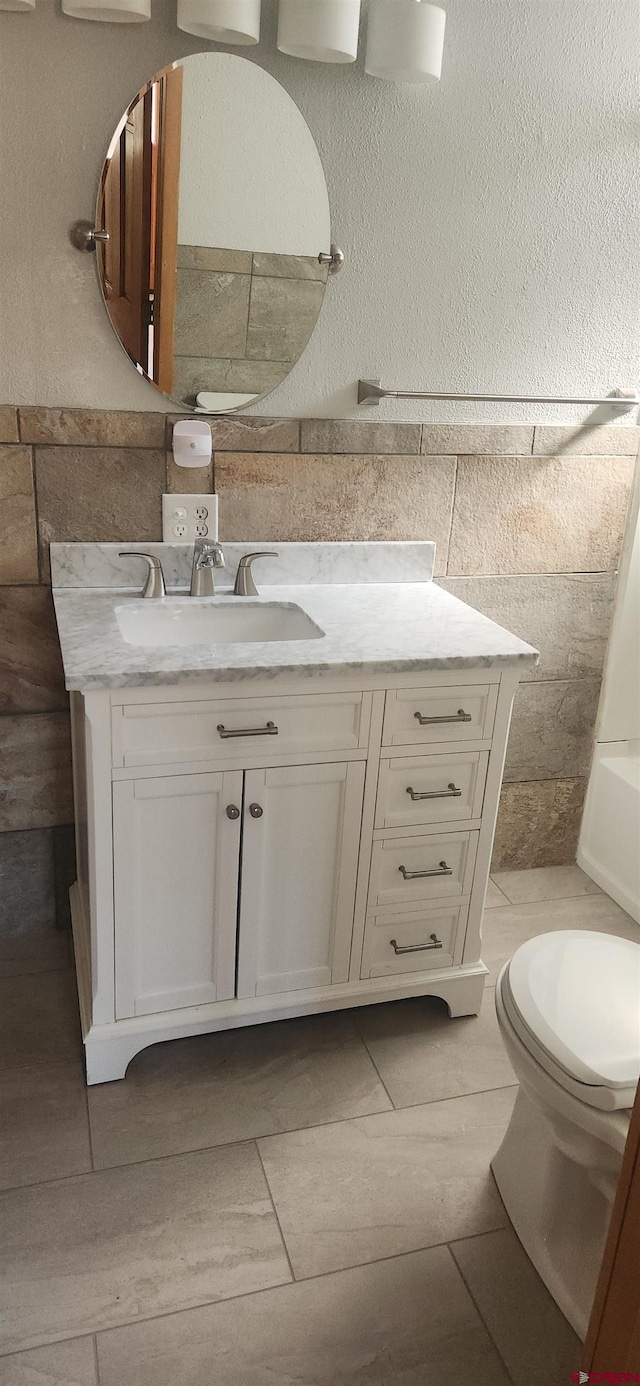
<box><xmin>62</xmin><ymin>0</ymin><xmax>149</xmax><ymax>19</ymax></box>
<box><xmin>365</xmin><ymin>0</ymin><xmax>446</xmax><ymax>83</ymax></box>
<box><xmin>177</xmin><ymin>0</ymin><xmax>261</xmax><ymax>43</ymax></box>
<box><xmin>277</xmin><ymin>0</ymin><xmax>361</xmax><ymax>64</ymax></box>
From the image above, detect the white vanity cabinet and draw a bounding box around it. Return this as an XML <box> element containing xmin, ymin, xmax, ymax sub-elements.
<box><xmin>69</xmin><ymin>667</ymin><xmax>520</xmax><ymax>1083</ymax></box>
<box><xmin>112</xmin><ymin>759</ymin><xmax>365</xmax><ymax>1020</ymax></box>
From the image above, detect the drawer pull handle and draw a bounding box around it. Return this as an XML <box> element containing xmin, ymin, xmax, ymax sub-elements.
<box><xmin>398</xmin><ymin>860</ymin><xmax>452</xmax><ymax>880</ymax></box>
<box><xmin>406</xmin><ymin>783</ymin><xmax>462</xmax><ymax>801</ymax></box>
<box><xmin>390</xmin><ymin>933</ymin><xmax>443</xmax><ymax>954</ymax></box>
<box><xmin>414</xmin><ymin>709</ymin><xmax>472</xmax><ymax>725</ymax></box>
<box><xmin>217</xmin><ymin>721</ymin><xmax>278</xmax><ymax>739</ymax></box>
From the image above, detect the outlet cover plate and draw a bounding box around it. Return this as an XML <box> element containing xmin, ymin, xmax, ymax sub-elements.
<box><xmin>162</xmin><ymin>493</ymin><xmax>218</xmax><ymax>543</ymax></box>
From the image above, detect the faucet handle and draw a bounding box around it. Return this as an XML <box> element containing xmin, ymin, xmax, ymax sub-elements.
<box><xmin>233</xmin><ymin>551</ymin><xmax>279</xmax><ymax>597</ymax></box>
<box><xmin>119</xmin><ymin>551</ymin><xmax>166</xmax><ymax>599</ymax></box>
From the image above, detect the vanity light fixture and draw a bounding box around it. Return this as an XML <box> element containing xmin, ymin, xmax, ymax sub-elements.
<box><xmin>277</xmin><ymin>0</ymin><xmax>361</xmax><ymax>63</ymax></box>
<box><xmin>61</xmin><ymin>0</ymin><xmax>149</xmax><ymax>19</ymax></box>
<box><xmin>177</xmin><ymin>0</ymin><xmax>260</xmax><ymax>42</ymax></box>
<box><xmin>365</xmin><ymin>0</ymin><xmax>446</xmax><ymax>83</ymax></box>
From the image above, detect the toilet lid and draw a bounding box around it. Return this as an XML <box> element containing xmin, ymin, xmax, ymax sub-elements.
<box><xmin>505</xmin><ymin>931</ymin><xmax>640</xmax><ymax>1092</ymax></box>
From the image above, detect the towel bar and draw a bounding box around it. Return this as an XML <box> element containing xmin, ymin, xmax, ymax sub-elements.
<box><xmin>357</xmin><ymin>379</ymin><xmax>639</xmax><ymax>409</ymax></box>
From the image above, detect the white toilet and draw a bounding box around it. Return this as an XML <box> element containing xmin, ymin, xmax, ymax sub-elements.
<box><xmin>492</xmin><ymin>929</ymin><xmax>640</xmax><ymax>1339</ymax></box>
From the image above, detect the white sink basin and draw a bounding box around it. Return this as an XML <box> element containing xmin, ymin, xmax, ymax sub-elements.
<box><xmin>115</xmin><ymin>599</ymin><xmax>325</xmax><ymax>647</ymax></box>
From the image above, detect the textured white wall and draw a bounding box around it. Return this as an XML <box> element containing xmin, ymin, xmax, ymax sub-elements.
<box><xmin>0</xmin><ymin>0</ymin><xmax>638</xmax><ymax>420</ymax></box>
<box><xmin>597</xmin><ymin>457</ymin><xmax>640</xmax><ymax>744</ymax></box>
<box><xmin>177</xmin><ymin>52</ymin><xmax>329</xmax><ymax>254</ymax></box>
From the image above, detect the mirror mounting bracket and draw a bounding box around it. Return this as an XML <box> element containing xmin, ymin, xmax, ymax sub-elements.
<box><xmin>318</xmin><ymin>244</ymin><xmax>345</xmax><ymax>274</ymax></box>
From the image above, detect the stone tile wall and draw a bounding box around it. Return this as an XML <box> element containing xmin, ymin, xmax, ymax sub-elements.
<box><xmin>173</xmin><ymin>248</ymin><xmax>328</xmax><ymax>407</ymax></box>
<box><xmin>0</xmin><ymin>406</ymin><xmax>636</xmax><ymax>943</ymax></box>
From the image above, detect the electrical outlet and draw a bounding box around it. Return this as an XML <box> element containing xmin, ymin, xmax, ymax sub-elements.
<box><xmin>162</xmin><ymin>494</ymin><xmax>218</xmax><ymax>543</ymax></box>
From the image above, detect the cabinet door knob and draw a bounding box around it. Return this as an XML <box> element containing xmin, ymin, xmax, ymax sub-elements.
<box><xmin>226</xmin><ymin>804</ymin><xmax>240</xmax><ymax>820</ymax></box>
<box><xmin>249</xmin><ymin>803</ymin><xmax>263</xmax><ymax>818</ymax></box>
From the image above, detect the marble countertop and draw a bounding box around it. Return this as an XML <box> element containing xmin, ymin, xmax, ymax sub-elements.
<box><xmin>51</xmin><ymin>542</ymin><xmax>538</xmax><ymax>690</ymax></box>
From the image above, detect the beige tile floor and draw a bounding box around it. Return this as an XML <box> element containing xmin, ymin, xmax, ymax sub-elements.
<box><xmin>1</xmin><ymin>863</ymin><xmax>637</xmax><ymax>1383</ymax></box>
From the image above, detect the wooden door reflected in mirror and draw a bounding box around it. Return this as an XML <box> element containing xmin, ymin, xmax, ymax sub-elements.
<box><xmin>98</xmin><ymin>65</ymin><xmax>182</xmax><ymax>397</ymax></box>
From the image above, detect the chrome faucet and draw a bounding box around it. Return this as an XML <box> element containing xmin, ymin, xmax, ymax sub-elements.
<box><xmin>190</xmin><ymin>540</ymin><xmax>226</xmax><ymax>597</ymax></box>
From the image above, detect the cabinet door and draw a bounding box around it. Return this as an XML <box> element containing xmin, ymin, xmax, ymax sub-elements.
<box><xmin>113</xmin><ymin>771</ymin><xmax>242</xmax><ymax>1019</ymax></box>
<box><xmin>237</xmin><ymin>762</ymin><xmax>366</xmax><ymax>999</ymax></box>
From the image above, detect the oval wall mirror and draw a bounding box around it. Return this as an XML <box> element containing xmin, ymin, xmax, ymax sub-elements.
<box><xmin>96</xmin><ymin>52</ymin><xmax>331</xmax><ymax>413</ymax></box>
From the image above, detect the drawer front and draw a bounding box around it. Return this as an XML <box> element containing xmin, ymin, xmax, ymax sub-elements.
<box><xmin>368</xmin><ymin>830</ymin><xmax>478</xmax><ymax>909</ymax></box>
<box><xmin>361</xmin><ymin>903</ymin><xmax>467</xmax><ymax>978</ymax></box>
<box><xmin>113</xmin><ymin>692</ymin><xmax>369</xmax><ymax>769</ymax></box>
<box><xmin>382</xmin><ymin>685</ymin><xmax>498</xmax><ymax>747</ymax></box>
<box><xmin>375</xmin><ymin>751</ymin><xmax>489</xmax><ymax>830</ymax></box>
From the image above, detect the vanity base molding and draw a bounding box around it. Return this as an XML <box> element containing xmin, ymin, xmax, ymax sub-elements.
<box><xmin>74</xmin><ymin>951</ymin><xmax>488</xmax><ymax>1086</ymax></box>
<box><xmin>68</xmin><ymin>666</ymin><xmax>522</xmax><ymax>1084</ymax></box>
